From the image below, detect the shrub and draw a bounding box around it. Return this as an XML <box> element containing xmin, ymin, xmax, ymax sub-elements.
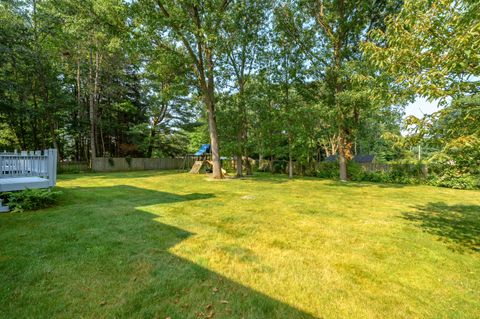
<box><xmin>315</xmin><ymin>159</ymin><xmax>479</xmax><ymax>189</ymax></box>
<box><xmin>362</xmin><ymin>171</ymin><xmax>389</xmax><ymax>183</ymax></box>
<box><xmin>424</xmin><ymin>134</ymin><xmax>480</xmax><ymax>189</ymax></box>
<box><xmin>272</xmin><ymin>160</ymin><xmax>287</xmax><ymax>174</ymax></box>
<box><xmin>1</xmin><ymin>189</ymin><xmax>62</xmax><ymax>212</ymax></box>
<box><xmin>346</xmin><ymin>162</ymin><xmax>365</xmax><ymax>181</ymax></box>
<box><xmin>315</xmin><ymin>161</ymin><xmax>365</xmax><ymax>180</ymax></box>
<box><xmin>315</xmin><ymin>162</ymin><xmax>338</xmax><ymax>179</ymax></box>
<box><xmin>427</xmin><ymin>171</ymin><xmax>480</xmax><ymax>190</ymax></box>
<box><xmin>125</xmin><ymin>156</ymin><xmax>133</xmax><ymax>168</ymax></box>
<box><xmin>386</xmin><ymin>164</ymin><xmax>420</xmax><ymax>184</ymax></box>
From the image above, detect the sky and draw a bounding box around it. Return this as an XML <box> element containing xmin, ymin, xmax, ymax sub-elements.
<box><xmin>403</xmin><ymin>97</ymin><xmax>443</xmax><ymax>119</ymax></box>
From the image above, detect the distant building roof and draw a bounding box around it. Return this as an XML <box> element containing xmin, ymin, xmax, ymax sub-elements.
<box><xmin>353</xmin><ymin>155</ymin><xmax>375</xmax><ymax>163</ymax></box>
<box><xmin>324</xmin><ymin>155</ymin><xmax>338</xmax><ymax>162</ymax></box>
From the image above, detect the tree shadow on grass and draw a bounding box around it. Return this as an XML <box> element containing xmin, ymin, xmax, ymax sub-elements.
<box><xmin>402</xmin><ymin>202</ymin><xmax>480</xmax><ymax>253</ymax></box>
<box><xmin>0</xmin><ymin>185</ymin><xmax>316</xmax><ymax>318</ymax></box>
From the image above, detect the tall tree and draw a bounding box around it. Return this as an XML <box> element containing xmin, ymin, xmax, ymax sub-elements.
<box><xmin>219</xmin><ymin>0</ymin><xmax>268</xmax><ymax>176</ymax></box>
<box><xmin>136</xmin><ymin>0</ymin><xmax>235</xmax><ymax>179</ymax></box>
<box><xmin>278</xmin><ymin>0</ymin><xmax>402</xmax><ymax>180</ymax></box>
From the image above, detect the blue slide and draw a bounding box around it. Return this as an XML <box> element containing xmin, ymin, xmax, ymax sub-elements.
<box><xmin>194</xmin><ymin>144</ymin><xmax>211</xmax><ymax>156</ymax></box>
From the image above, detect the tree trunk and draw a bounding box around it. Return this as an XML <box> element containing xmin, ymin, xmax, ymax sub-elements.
<box><xmin>240</xmin><ymin>82</ymin><xmax>253</xmax><ymax>176</ymax></box>
<box><xmin>146</xmin><ymin>117</ymin><xmax>159</xmax><ymax>158</ymax></box>
<box><xmin>288</xmin><ymin>153</ymin><xmax>293</xmax><ymax>179</ymax></box>
<box><xmin>206</xmin><ymin>96</ymin><xmax>222</xmax><ymax>179</ymax></box>
<box><xmin>32</xmin><ymin>91</ymin><xmax>39</xmax><ymax>150</ymax></box>
<box><xmin>94</xmin><ymin>52</ymin><xmax>101</xmax><ymax>155</ymax></box>
<box><xmin>334</xmin><ymin>38</ymin><xmax>347</xmax><ymax>181</ymax></box>
<box><xmin>76</xmin><ymin>57</ymin><xmax>82</xmax><ymax>161</ymax></box>
<box><xmin>338</xmin><ymin>132</ymin><xmax>348</xmax><ymax>181</ymax></box>
<box><xmin>236</xmin><ymin>131</ymin><xmax>243</xmax><ymax>177</ymax></box>
<box><xmin>236</xmin><ymin>155</ymin><xmax>243</xmax><ymax>177</ymax></box>
<box><xmin>283</xmin><ymin>51</ymin><xmax>294</xmax><ymax>179</ymax></box>
<box><xmin>99</xmin><ymin>117</ymin><xmax>106</xmax><ymax>157</ymax></box>
<box><xmin>205</xmin><ymin>49</ymin><xmax>222</xmax><ymax>179</ymax></box>
<box><xmin>89</xmin><ymin>48</ymin><xmax>96</xmax><ymax>167</ymax></box>
<box><xmin>244</xmin><ymin>156</ymin><xmax>252</xmax><ymax>175</ymax></box>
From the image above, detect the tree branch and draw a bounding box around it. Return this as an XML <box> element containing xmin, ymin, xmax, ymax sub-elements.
<box><xmin>155</xmin><ymin>0</ymin><xmax>200</xmax><ymax>69</ymax></box>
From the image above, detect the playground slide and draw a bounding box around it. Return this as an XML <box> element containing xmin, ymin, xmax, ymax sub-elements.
<box><xmin>194</xmin><ymin>144</ymin><xmax>211</xmax><ymax>156</ymax></box>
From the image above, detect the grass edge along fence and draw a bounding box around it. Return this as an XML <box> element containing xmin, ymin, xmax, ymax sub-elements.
<box><xmin>62</xmin><ymin>157</ymin><xmax>478</xmax><ymax>190</ymax></box>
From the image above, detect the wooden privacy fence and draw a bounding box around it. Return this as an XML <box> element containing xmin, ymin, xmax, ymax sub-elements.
<box><xmin>93</xmin><ymin>157</ymin><xmax>192</xmax><ymax>172</ymax></box>
<box><xmin>58</xmin><ymin>161</ymin><xmax>90</xmax><ymax>174</ymax></box>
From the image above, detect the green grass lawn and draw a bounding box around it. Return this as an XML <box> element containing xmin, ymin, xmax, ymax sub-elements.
<box><xmin>1</xmin><ymin>171</ymin><xmax>479</xmax><ymax>318</ymax></box>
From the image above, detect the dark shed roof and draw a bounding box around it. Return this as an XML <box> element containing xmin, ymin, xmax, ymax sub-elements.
<box><xmin>353</xmin><ymin>155</ymin><xmax>375</xmax><ymax>163</ymax></box>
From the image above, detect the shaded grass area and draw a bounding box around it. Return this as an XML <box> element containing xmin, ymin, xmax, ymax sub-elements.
<box><xmin>1</xmin><ymin>171</ymin><xmax>479</xmax><ymax>318</ymax></box>
<box><xmin>402</xmin><ymin>203</ymin><xmax>480</xmax><ymax>252</ymax></box>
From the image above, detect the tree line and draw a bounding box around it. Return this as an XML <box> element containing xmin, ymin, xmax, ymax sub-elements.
<box><xmin>1</xmin><ymin>0</ymin><xmax>478</xmax><ymax>180</ymax></box>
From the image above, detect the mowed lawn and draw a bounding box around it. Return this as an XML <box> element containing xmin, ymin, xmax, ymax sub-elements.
<box><xmin>1</xmin><ymin>172</ymin><xmax>479</xmax><ymax>319</ymax></box>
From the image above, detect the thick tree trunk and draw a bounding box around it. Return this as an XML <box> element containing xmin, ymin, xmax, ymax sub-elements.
<box><xmin>235</xmin><ymin>156</ymin><xmax>243</xmax><ymax>177</ymax></box>
<box><xmin>205</xmin><ymin>49</ymin><xmax>222</xmax><ymax>179</ymax></box>
<box><xmin>205</xmin><ymin>96</ymin><xmax>222</xmax><ymax>179</ymax></box>
<box><xmin>236</xmin><ymin>155</ymin><xmax>243</xmax><ymax>177</ymax></box>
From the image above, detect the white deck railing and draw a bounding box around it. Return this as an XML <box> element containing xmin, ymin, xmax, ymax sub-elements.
<box><xmin>0</xmin><ymin>149</ymin><xmax>57</xmax><ymax>187</ymax></box>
